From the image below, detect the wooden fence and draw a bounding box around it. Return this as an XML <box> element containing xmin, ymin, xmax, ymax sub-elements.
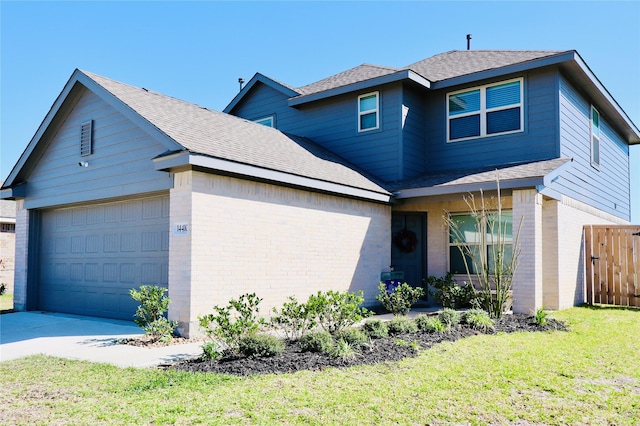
<box><xmin>584</xmin><ymin>225</ymin><xmax>640</xmax><ymax>307</ymax></box>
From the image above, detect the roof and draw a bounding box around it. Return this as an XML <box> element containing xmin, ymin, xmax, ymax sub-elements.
<box><xmin>389</xmin><ymin>158</ymin><xmax>573</xmax><ymax>199</ymax></box>
<box><xmin>406</xmin><ymin>50</ymin><xmax>564</xmax><ymax>82</ymax></box>
<box><xmin>1</xmin><ymin>70</ymin><xmax>391</xmax><ymax>203</ymax></box>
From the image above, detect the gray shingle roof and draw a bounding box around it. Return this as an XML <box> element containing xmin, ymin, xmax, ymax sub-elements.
<box><xmin>82</xmin><ymin>71</ymin><xmax>388</xmax><ymax>195</ymax></box>
<box><xmin>292</xmin><ymin>50</ymin><xmax>566</xmax><ymax>96</ymax></box>
<box><xmin>406</xmin><ymin>50</ymin><xmax>565</xmax><ymax>82</ymax></box>
<box><xmin>297</xmin><ymin>64</ymin><xmax>400</xmax><ymax>96</ymax></box>
<box><xmin>386</xmin><ymin>158</ymin><xmax>572</xmax><ymax>192</ymax></box>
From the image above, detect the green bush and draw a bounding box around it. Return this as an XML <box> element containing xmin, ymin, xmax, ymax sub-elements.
<box><xmin>415</xmin><ymin>315</ymin><xmax>447</xmax><ymax>333</ymax></box>
<box><xmin>270</xmin><ymin>296</ymin><xmax>317</xmax><ymax>341</ymax></box>
<box><xmin>361</xmin><ymin>319</ymin><xmax>389</xmax><ymax>339</ymax></box>
<box><xmin>299</xmin><ymin>330</ymin><xmax>334</xmax><ymax>353</ymax></box>
<box><xmin>534</xmin><ymin>307</ymin><xmax>548</xmax><ymax>326</ymax></box>
<box><xmin>201</xmin><ymin>341</ymin><xmax>223</xmax><ymax>361</ymax></box>
<box><xmin>330</xmin><ymin>339</ymin><xmax>357</xmax><ymax>361</ymax></box>
<box><xmin>129</xmin><ymin>285</ymin><xmax>178</xmax><ymax>343</ymax></box>
<box><xmin>307</xmin><ymin>290</ymin><xmax>370</xmax><ymax>334</ymax></box>
<box><xmin>387</xmin><ymin>316</ymin><xmax>418</xmax><ymax>335</ymax></box>
<box><xmin>238</xmin><ymin>334</ymin><xmax>285</xmax><ymax>358</ymax></box>
<box><xmin>424</xmin><ymin>273</ymin><xmax>475</xmax><ymax>309</ymax></box>
<box><xmin>463</xmin><ymin>309</ymin><xmax>494</xmax><ymax>331</ymax></box>
<box><xmin>437</xmin><ymin>308</ymin><xmax>461</xmax><ymax>328</ymax></box>
<box><xmin>376</xmin><ymin>282</ymin><xmax>424</xmax><ymax>316</ymax></box>
<box><xmin>334</xmin><ymin>328</ymin><xmax>369</xmax><ymax>349</ymax></box>
<box><xmin>198</xmin><ymin>293</ymin><xmax>266</xmax><ymax>352</ymax></box>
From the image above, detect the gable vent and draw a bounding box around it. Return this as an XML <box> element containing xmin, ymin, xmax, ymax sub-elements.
<box><xmin>80</xmin><ymin>120</ymin><xmax>93</xmax><ymax>156</ymax></box>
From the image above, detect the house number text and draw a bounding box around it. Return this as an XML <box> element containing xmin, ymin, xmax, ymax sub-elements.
<box><xmin>173</xmin><ymin>222</ymin><xmax>189</xmax><ymax>236</ymax></box>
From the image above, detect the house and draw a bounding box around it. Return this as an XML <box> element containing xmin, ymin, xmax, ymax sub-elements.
<box><xmin>0</xmin><ymin>195</ymin><xmax>16</xmax><ymax>294</ymax></box>
<box><xmin>1</xmin><ymin>50</ymin><xmax>638</xmax><ymax>336</ymax></box>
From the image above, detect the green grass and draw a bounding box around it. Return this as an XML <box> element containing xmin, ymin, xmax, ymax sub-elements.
<box><xmin>1</xmin><ymin>306</ymin><xmax>639</xmax><ymax>425</ymax></box>
<box><xmin>0</xmin><ymin>293</ymin><xmax>13</xmax><ymax>311</ymax></box>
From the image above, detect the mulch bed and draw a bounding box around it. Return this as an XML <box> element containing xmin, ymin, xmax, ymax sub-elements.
<box><xmin>165</xmin><ymin>314</ymin><xmax>566</xmax><ymax>376</ymax></box>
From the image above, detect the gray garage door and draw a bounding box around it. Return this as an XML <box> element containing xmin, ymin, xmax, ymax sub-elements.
<box><xmin>38</xmin><ymin>195</ymin><xmax>169</xmax><ymax>320</ymax></box>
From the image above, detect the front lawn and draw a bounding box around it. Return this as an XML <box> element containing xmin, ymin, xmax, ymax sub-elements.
<box><xmin>1</xmin><ymin>306</ymin><xmax>639</xmax><ymax>425</ymax></box>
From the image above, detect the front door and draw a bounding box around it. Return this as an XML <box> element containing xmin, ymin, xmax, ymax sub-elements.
<box><xmin>391</xmin><ymin>213</ymin><xmax>426</xmax><ymax>289</ymax></box>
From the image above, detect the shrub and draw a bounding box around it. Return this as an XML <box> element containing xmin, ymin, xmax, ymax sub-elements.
<box><xmin>334</xmin><ymin>327</ymin><xmax>369</xmax><ymax>349</ymax></box>
<box><xmin>198</xmin><ymin>293</ymin><xmax>266</xmax><ymax>352</ymax></box>
<box><xmin>129</xmin><ymin>285</ymin><xmax>178</xmax><ymax>343</ymax></box>
<box><xmin>424</xmin><ymin>273</ymin><xmax>475</xmax><ymax>309</ymax></box>
<box><xmin>376</xmin><ymin>282</ymin><xmax>424</xmax><ymax>316</ymax></box>
<box><xmin>270</xmin><ymin>296</ymin><xmax>317</xmax><ymax>341</ymax></box>
<box><xmin>361</xmin><ymin>319</ymin><xmax>389</xmax><ymax>339</ymax></box>
<box><xmin>387</xmin><ymin>316</ymin><xmax>418</xmax><ymax>335</ymax></box>
<box><xmin>415</xmin><ymin>315</ymin><xmax>447</xmax><ymax>333</ymax></box>
<box><xmin>438</xmin><ymin>308</ymin><xmax>461</xmax><ymax>328</ymax></box>
<box><xmin>238</xmin><ymin>334</ymin><xmax>285</xmax><ymax>358</ymax></box>
<box><xmin>299</xmin><ymin>330</ymin><xmax>334</xmax><ymax>353</ymax></box>
<box><xmin>201</xmin><ymin>341</ymin><xmax>223</xmax><ymax>361</ymax></box>
<box><xmin>307</xmin><ymin>290</ymin><xmax>370</xmax><ymax>334</ymax></box>
<box><xmin>0</xmin><ymin>283</ymin><xmax>6</xmax><ymax>296</ymax></box>
<box><xmin>330</xmin><ymin>339</ymin><xmax>357</xmax><ymax>361</ymax></box>
<box><xmin>534</xmin><ymin>307</ymin><xmax>548</xmax><ymax>326</ymax></box>
<box><xmin>463</xmin><ymin>309</ymin><xmax>494</xmax><ymax>331</ymax></box>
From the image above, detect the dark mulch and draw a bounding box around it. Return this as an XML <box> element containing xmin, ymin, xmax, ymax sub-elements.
<box><xmin>167</xmin><ymin>314</ymin><xmax>566</xmax><ymax>376</ymax></box>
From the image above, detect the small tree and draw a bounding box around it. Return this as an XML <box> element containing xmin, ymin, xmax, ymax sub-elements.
<box><xmin>130</xmin><ymin>285</ymin><xmax>178</xmax><ymax>343</ymax></box>
<box><xmin>444</xmin><ymin>173</ymin><xmax>522</xmax><ymax>318</ymax></box>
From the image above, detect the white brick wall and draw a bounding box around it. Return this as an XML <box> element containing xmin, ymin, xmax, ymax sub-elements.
<box><xmin>169</xmin><ymin>170</ymin><xmax>391</xmax><ymax>336</ymax></box>
<box><xmin>12</xmin><ymin>200</ymin><xmax>28</xmax><ymax>311</ymax></box>
<box><xmin>542</xmin><ymin>196</ymin><xmax>628</xmax><ymax>310</ymax></box>
<box><xmin>512</xmin><ymin>189</ymin><xmax>543</xmax><ymax>314</ymax></box>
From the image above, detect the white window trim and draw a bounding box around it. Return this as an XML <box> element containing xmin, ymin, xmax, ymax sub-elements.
<box><xmin>447</xmin><ymin>211</ymin><xmax>513</xmax><ymax>275</ymax></box>
<box><xmin>253</xmin><ymin>115</ymin><xmax>274</xmax><ymax>127</ymax></box>
<box><xmin>446</xmin><ymin>77</ymin><xmax>524</xmax><ymax>142</ymax></box>
<box><xmin>590</xmin><ymin>106</ymin><xmax>600</xmax><ymax>168</ymax></box>
<box><xmin>358</xmin><ymin>91</ymin><xmax>380</xmax><ymax>132</ymax></box>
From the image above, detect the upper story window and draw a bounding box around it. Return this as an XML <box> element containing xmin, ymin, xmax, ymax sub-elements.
<box><xmin>358</xmin><ymin>92</ymin><xmax>379</xmax><ymax>132</ymax></box>
<box><xmin>590</xmin><ymin>106</ymin><xmax>600</xmax><ymax>167</ymax></box>
<box><xmin>80</xmin><ymin>120</ymin><xmax>93</xmax><ymax>156</ymax></box>
<box><xmin>447</xmin><ymin>78</ymin><xmax>523</xmax><ymax>142</ymax></box>
<box><xmin>254</xmin><ymin>116</ymin><xmax>274</xmax><ymax>127</ymax></box>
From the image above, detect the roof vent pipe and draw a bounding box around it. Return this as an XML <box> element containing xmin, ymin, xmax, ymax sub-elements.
<box><xmin>466</xmin><ymin>34</ymin><xmax>472</xmax><ymax>50</ymax></box>
<box><xmin>238</xmin><ymin>77</ymin><xmax>245</xmax><ymax>92</ymax></box>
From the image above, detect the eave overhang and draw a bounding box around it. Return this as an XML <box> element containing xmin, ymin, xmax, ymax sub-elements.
<box><xmin>153</xmin><ymin>151</ymin><xmax>393</xmax><ymax>204</ymax></box>
<box><xmin>287</xmin><ymin>70</ymin><xmax>431</xmax><ymax>107</ymax></box>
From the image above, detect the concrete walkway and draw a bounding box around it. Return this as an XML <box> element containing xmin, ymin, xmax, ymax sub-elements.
<box><xmin>0</xmin><ymin>312</ymin><xmax>202</xmax><ymax>368</ymax></box>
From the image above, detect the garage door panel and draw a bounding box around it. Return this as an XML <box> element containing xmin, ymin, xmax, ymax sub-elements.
<box><xmin>38</xmin><ymin>195</ymin><xmax>169</xmax><ymax>320</ymax></box>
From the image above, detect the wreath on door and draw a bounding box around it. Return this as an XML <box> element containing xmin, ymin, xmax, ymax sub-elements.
<box><xmin>393</xmin><ymin>228</ymin><xmax>418</xmax><ymax>254</ymax></box>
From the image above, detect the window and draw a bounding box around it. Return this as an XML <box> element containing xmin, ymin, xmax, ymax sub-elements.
<box><xmin>358</xmin><ymin>92</ymin><xmax>379</xmax><ymax>132</ymax></box>
<box><xmin>80</xmin><ymin>120</ymin><xmax>93</xmax><ymax>156</ymax></box>
<box><xmin>447</xmin><ymin>78</ymin><xmax>523</xmax><ymax>142</ymax></box>
<box><xmin>591</xmin><ymin>106</ymin><xmax>600</xmax><ymax>167</ymax></box>
<box><xmin>448</xmin><ymin>211</ymin><xmax>513</xmax><ymax>275</ymax></box>
<box><xmin>0</xmin><ymin>223</ymin><xmax>15</xmax><ymax>233</ymax></box>
<box><xmin>254</xmin><ymin>116</ymin><xmax>274</xmax><ymax>127</ymax></box>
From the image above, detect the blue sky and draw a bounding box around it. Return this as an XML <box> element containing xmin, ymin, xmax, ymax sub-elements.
<box><xmin>1</xmin><ymin>1</ymin><xmax>639</xmax><ymax>221</ymax></box>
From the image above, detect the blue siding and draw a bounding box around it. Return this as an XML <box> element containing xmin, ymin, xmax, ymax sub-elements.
<box><xmin>557</xmin><ymin>76</ymin><xmax>630</xmax><ymax>220</ymax></box>
<box><xmin>424</xmin><ymin>69</ymin><xmax>559</xmax><ymax>172</ymax></box>
<box><xmin>232</xmin><ymin>82</ymin><xmax>405</xmax><ymax>182</ymax></box>
<box><xmin>24</xmin><ymin>88</ymin><xmax>173</xmax><ymax>209</ymax></box>
<box><xmin>400</xmin><ymin>85</ymin><xmax>426</xmax><ymax>179</ymax></box>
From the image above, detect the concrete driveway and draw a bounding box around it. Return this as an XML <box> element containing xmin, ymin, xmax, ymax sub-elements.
<box><xmin>0</xmin><ymin>311</ymin><xmax>202</xmax><ymax>368</ymax></box>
